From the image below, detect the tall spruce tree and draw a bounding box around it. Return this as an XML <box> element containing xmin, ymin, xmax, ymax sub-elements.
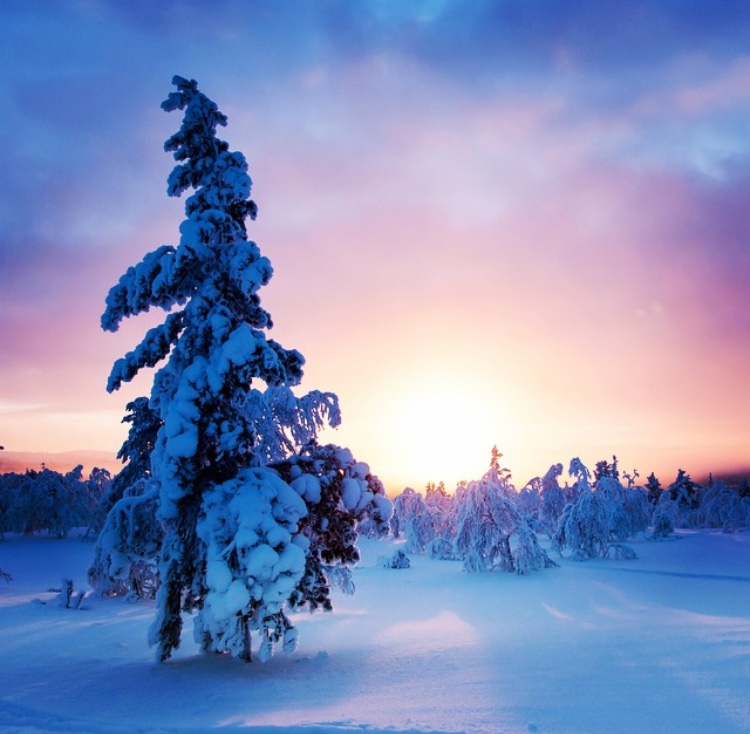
<box><xmin>101</xmin><ymin>76</ymin><xmax>388</xmax><ymax>662</ymax></box>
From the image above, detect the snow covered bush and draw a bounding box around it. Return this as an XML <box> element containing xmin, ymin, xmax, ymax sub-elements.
<box><xmin>392</xmin><ymin>482</ymin><xmax>457</xmax><ymax>553</ymax></box>
<box><xmin>537</xmin><ymin>463</ymin><xmax>566</xmax><ymax>537</ymax></box>
<box><xmin>390</xmin><ymin>487</ymin><xmax>427</xmax><ymax>538</ymax></box>
<box><xmin>89</xmin><ymin>479</ymin><xmax>161</xmax><ymax>599</ymax></box>
<box><xmin>696</xmin><ymin>480</ymin><xmax>748</xmax><ymax>531</ymax></box>
<box><xmin>379</xmin><ymin>549</ymin><xmax>411</xmax><ymax>569</ymax></box>
<box><xmin>194</xmin><ymin>467</ymin><xmax>307</xmax><ymax>661</ymax></box>
<box><xmin>453</xmin><ymin>452</ymin><xmax>556</xmax><ymax>575</ymax></box>
<box><xmin>517</xmin><ymin>477</ymin><xmax>541</xmax><ymax>525</ymax></box>
<box><xmin>100</xmin><ymin>77</ymin><xmax>385</xmax><ymax>663</ymax></box>
<box><xmin>565</xmin><ymin>457</ymin><xmax>591</xmax><ymax>502</ymax></box>
<box><xmin>552</xmin><ymin>479</ymin><xmax>610</xmax><ymax>561</ymax></box>
<box><xmin>650</xmin><ymin>489</ymin><xmax>680</xmax><ymax>539</ymax></box>
<box><xmin>424</xmin><ymin>482</ymin><xmax>457</xmax><ymax>539</ymax></box>
<box><xmin>644</xmin><ymin>472</ymin><xmax>662</xmax><ymax>506</ymax></box>
<box><xmin>428</xmin><ymin>536</ymin><xmax>458</xmax><ymax>560</ymax></box>
<box><xmin>405</xmin><ymin>511</ymin><xmax>438</xmax><ymax>554</ymax></box>
<box><xmin>90</xmin><ymin>398</ymin><xmax>162</xmax><ymax>599</ymax></box>
<box><xmin>552</xmin><ymin>459</ymin><xmax>647</xmax><ymax>560</ymax></box>
<box><xmin>666</xmin><ymin>469</ymin><xmax>701</xmax><ymax>527</ymax></box>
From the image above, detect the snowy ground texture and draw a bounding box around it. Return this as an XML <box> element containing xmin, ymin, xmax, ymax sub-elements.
<box><xmin>1</xmin><ymin>532</ymin><xmax>749</xmax><ymax>734</ymax></box>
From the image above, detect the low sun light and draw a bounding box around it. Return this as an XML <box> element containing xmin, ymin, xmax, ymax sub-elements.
<box><xmin>383</xmin><ymin>374</ymin><xmax>508</xmax><ymax>490</ymax></box>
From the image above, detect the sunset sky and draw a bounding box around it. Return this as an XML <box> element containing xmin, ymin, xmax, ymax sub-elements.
<box><xmin>1</xmin><ymin>1</ymin><xmax>749</xmax><ymax>491</ymax></box>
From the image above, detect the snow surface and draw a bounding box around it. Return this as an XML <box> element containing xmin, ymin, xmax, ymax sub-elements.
<box><xmin>1</xmin><ymin>531</ymin><xmax>749</xmax><ymax>734</ymax></box>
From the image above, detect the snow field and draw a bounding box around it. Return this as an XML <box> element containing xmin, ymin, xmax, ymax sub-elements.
<box><xmin>0</xmin><ymin>531</ymin><xmax>749</xmax><ymax>734</ymax></box>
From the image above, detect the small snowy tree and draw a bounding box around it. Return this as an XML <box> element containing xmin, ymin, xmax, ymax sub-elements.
<box><xmin>517</xmin><ymin>477</ymin><xmax>541</xmax><ymax>525</ymax></box>
<box><xmin>82</xmin><ymin>467</ymin><xmax>113</xmax><ymax>535</ymax></box>
<box><xmin>667</xmin><ymin>469</ymin><xmax>701</xmax><ymax>526</ymax></box>
<box><xmin>651</xmin><ymin>491</ymin><xmax>677</xmax><ymax>539</ymax></box>
<box><xmin>424</xmin><ymin>481</ymin><xmax>457</xmax><ymax>539</ymax></box>
<box><xmin>553</xmin><ymin>459</ymin><xmax>647</xmax><ymax>560</ymax></box>
<box><xmin>453</xmin><ymin>451</ymin><xmax>556</xmax><ymax>574</ymax></box>
<box><xmin>594</xmin><ymin>455</ymin><xmax>620</xmax><ymax>482</ymax></box>
<box><xmin>405</xmin><ymin>511</ymin><xmax>438</xmax><ymax>554</ymax></box>
<box><xmin>390</xmin><ymin>487</ymin><xmax>427</xmax><ymax>538</ymax></box>
<box><xmin>89</xmin><ymin>478</ymin><xmax>161</xmax><ymax>598</ymax></box>
<box><xmin>90</xmin><ymin>398</ymin><xmax>163</xmax><ymax>599</ymax></box>
<box><xmin>194</xmin><ymin>467</ymin><xmax>307</xmax><ymax>661</ymax></box>
<box><xmin>565</xmin><ymin>457</ymin><xmax>591</xmax><ymax>502</ymax></box>
<box><xmin>644</xmin><ymin>472</ymin><xmax>662</xmax><ymax>506</ymax></box>
<box><xmin>552</xmin><ymin>465</ymin><xmax>609</xmax><ymax>560</ymax></box>
<box><xmin>537</xmin><ymin>463</ymin><xmax>565</xmax><ymax>537</ymax></box>
<box><xmin>100</xmin><ymin>77</ymin><xmax>383</xmax><ymax>662</ymax></box>
<box><xmin>697</xmin><ymin>480</ymin><xmax>748</xmax><ymax>531</ymax></box>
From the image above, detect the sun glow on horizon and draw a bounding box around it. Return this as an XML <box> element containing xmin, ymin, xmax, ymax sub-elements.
<box><xmin>375</xmin><ymin>373</ymin><xmax>514</xmax><ymax>491</ymax></box>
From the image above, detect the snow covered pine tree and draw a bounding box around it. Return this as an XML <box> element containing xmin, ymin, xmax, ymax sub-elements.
<box><xmin>101</xmin><ymin>76</ymin><xmax>389</xmax><ymax>662</ymax></box>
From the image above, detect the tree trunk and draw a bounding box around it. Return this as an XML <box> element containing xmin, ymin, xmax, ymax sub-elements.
<box><xmin>241</xmin><ymin>617</ymin><xmax>252</xmax><ymax>663</ymax></box>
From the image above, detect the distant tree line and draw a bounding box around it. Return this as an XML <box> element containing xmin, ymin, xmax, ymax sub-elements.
<box><xmin>390</xmin><ymin>451</ymin><xmax>750</xmax><ymax>571</ymax></box>
<box><xmin>0</xmin><ymin>465</ymin><xmax>111</xmax><ymax>539</ymax></box>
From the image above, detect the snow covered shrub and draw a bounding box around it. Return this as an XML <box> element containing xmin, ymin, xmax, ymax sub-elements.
<box><xmin>552</xmin><ymin>460</ymin><xmax>646</xmax><ymax>559</ymax></box>
<box><xmin>424</xmin><ymin>482</ymin><xmax>457</xmax><ymax>539</ymax></box>
<box><xmin>379</xmin><ymin>549</ymin><xmax>411</xmax><ymax>569</ymax></box>
<box><xmin>428</xmin><ymin>536</ymin><xmax>458</xmax><ymax>560</ymax></box>
<box><xmin>616</xmin><ymin>484</ymin><xmax>650</xmax><ymax>539</ymax></box>
<box><xmin>390</xmin><ymin>487</ymin><xmax>427</xmax><ymax>538</ymax></box>
<box><xmin>513</xmin><ymin>522</ymin><xmax>558</xmax><ymax>574</ymax></box>
<box><xmin>405</xmin><ymin>511</ymin><xmax>437</xmax><ymax>554</ymax></box>
<box><xmin>89</xmin><ymin>479</ymin><xmax>161</xmax><ymax>599</ymax></box>
<box><xmin>650</xmin><ymin>499</ymin><xmax>676</xmax><ymax>539</ymax></box>
<box><xmin>594</xmin><ymin>455</ymin><xmax>620</xmax><ymax>482</ymax></box>
<box><xmin>652</xmin><ymin>513</ymin><xmax>674</xmax><ymax>538</ymax></box>
<box><xmin>100</xmin><ymin>77</ymin><xmax>383</xmax><ymax>662</ymax></box>
<box><xmin>565</xmin><ymin>457</ymin><xmax>592</xmax><ymax>502</ymax></box>
<box><xmin>608</xmin><ymin>543</ymin><xmax>637</xmax><ymax>560</ymax></box>
<box><xmin>194</xmin><ymin>468</ymin><xmax>307</xmax><ymax>661</ymax></box>
<box><xmin>552</xmin><ymin>482</ymin><xmax>610</xmax><ymax>560</ymax></box>
<box><xmin>666</xmin><ymin>469</ymin><xmax>701</xmax><ymax>527</ymax></box>
<box><xmin>696</xmin><ymin>480</ymin><xmax>747</xmax><ymax>529</ymax></box>
<box><xmin>90</xmin><ymin>398</ymin><xmax>162</xmax><ymax>598</ymax></box>
<box><xmin>396</xmin><ymin>482</ymin><xmax>458</xmax><ymax>552</ymax></box>
<box><xmin>80</xmin><ymin>467</ymin><xmax>113</xmax><ymax>537</ymax></box>
<box><xmin>722</xmin><ymin>518</ymin><xmax>746</xmax><ymax>534</ymax></box>
<box><xmin>644</xmin><ymin>472</ymin><xmax>662</xmax><ymax>506</ymax></box>
<box><xmin>537</xmin><ymin>463</ymin><xmax>566</xmax><ymax>537</ymax></box>
<box><xmin>517</xmin><ymin>477</ymin><xmax>541</xmax><ymax>525</ymax></box>
<box><xmin>59</xmin><ymin>578</ymin><xmax>88</xmax><ymax>610</ymax></box>
<box><xmin>453</xmin><ymin>453</ymin><xmax>555</xmax><ymax>574</ymax></box>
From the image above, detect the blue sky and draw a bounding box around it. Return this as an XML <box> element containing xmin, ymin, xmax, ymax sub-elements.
<box><xmin>1</xmin><ymin>1</ymin><xmax>749</xmax><ymax>489</ymax></box>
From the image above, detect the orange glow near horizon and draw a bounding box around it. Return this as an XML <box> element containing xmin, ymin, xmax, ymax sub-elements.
<box><xmin>371</xmin><ymin>373</ymin><xmax>513</xmax><ymax>490</ymax></box>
